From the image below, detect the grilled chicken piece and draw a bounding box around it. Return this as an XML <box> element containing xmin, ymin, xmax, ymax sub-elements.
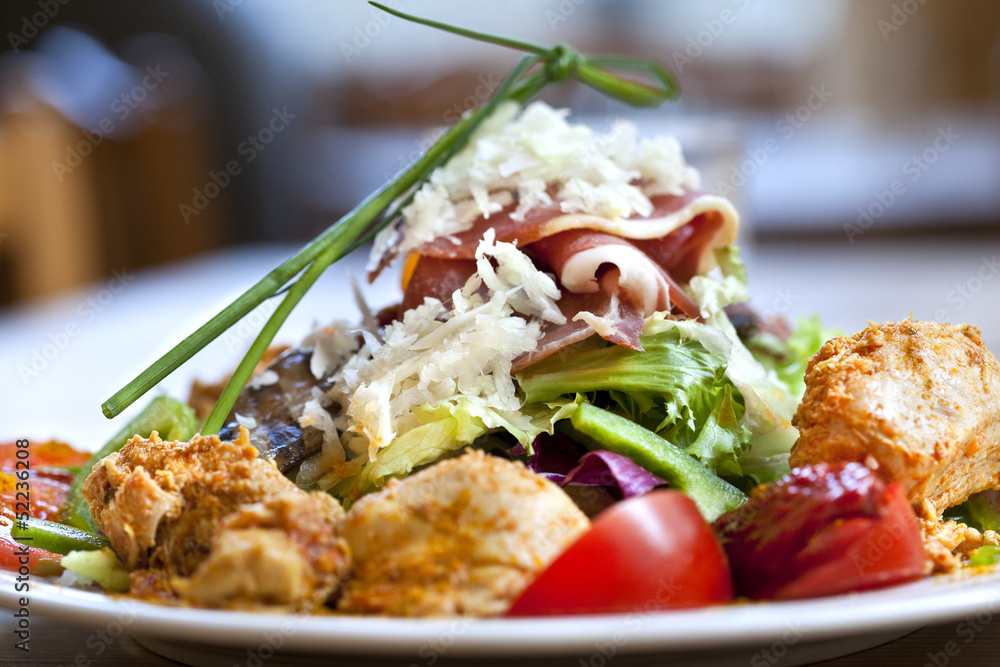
<box><xmin>338</xmin><ymin>450</ymin><xmax>590</xmax><ymax>617</ymax></box>
<box><xmin>790</xmin><ymin>320</ymin><xmax>1000</xmax><ymax>513</ymax></box>
<box><xmin>916</xmin><ymin>499</ymin><xmax>1000</xmax><ymax>573</ymax></box>
<box><xmin>83</xmin><ymin>429</ymin><xmax>349</xmax><ymax>611</ymax></box>
<box><xmin>170</xmin><ymin>492</ymin><xmax>348</xmax><ymax>608</ymax></box>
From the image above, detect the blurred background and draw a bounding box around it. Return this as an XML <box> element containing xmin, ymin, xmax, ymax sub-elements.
<box><xmin>0</xmin><ymin>0</ymin><xmax>997</xmax><ymax>301</ymax></box>
<box><xmin>0</xmin><ymin>0</ymin><xmax>998</xmax><ymax>459</ymax></box>
<box><xmin>3</xmin><ymin>7</ymin><xmax>1000</xmax><ymax>661</ymax></box>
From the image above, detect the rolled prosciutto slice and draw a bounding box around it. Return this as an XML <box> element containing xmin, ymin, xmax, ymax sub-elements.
<box><xmin>386</xmin><ymin>188</ymin><xmax>736</xmax><ymax>371</ymax></box>
<box><xmin>390</xmin><ymin>191</ymin><xmax>737</xmax><ymax>275</ymax></box>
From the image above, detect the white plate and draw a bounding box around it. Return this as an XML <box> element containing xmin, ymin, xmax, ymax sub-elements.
<box><xmin>3</xmin><ymin>568</ymin><xmax>1000</xmax><ymax>666</ymax></box>
<box><xmin>5</xmin><ymin>247</ymin><xmax>1000</xmax><ymax>666</ymax></box>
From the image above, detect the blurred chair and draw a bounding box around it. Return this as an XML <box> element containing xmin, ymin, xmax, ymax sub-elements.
<box><xmin>0</xmin><ymin>28</ymin><xmax>224</xmax><ymax>304</ymax></box>
<box><xmin>0</xmin><ymin>83</ymin><xmax>103</xmax><ymax>301</ymax></box>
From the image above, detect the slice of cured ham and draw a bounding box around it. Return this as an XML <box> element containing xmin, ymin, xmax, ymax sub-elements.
<box><xmin>378</xmin><ymin>191</ymin><xmax>737</xmax><ymax>277</ymax></box>
<box><xmin>400</xmin><ymin>256</ymin><xmax>477</xmax><ymax>314</ymax></box>
<box><xmin>528</xmin><ymin>230</ymin><xmax>699</xmax><ymax>320</ymax></box>
<box><xmin>384</xmin><ymin>188</ymin><xmax>738</xmax><ymax>371</ymax></box>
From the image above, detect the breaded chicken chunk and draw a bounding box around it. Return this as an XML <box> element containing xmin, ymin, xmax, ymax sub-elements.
<box><xmin>83</xmin><ymin>428</ymin><xmax>349</xmax><ymax>611</ymax></box>
<box><xmin>790</xmin><ymin>320</ymin><xmax>1000</xmax><ymax>513</ymax></box>
<box><xmin>338</xmin><ymin>450</ymin><xmax>590</xmax><ymax>617</ymax></box>
<box><xmin>915</xmin><ymin>499</ymin><xmax>1000</xmax><ymax>573</ymax></box>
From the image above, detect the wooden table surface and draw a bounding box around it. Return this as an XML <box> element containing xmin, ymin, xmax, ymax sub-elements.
<box><xmin>2</xmin><ymin>233</ymin><xmax>999</xmax><ymax>666</ymax></box>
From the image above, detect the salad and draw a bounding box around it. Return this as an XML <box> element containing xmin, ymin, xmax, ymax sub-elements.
<box><xmin>4</xmin><ymin>5</ymin><xmax>1000</xmax><ymax>620</ymax></box>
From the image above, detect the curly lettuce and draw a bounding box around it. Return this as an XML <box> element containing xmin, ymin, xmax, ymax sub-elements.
<box><xmin>745</xmin><ymin>314</ymin><xmax>840</xmax><ymax>402</ymax></box>
<box><xmin>326</xmin><ymin>395</ymin><xmax>579</xmax><ymax>502</ymax></box>
<box><xmin>517</xmin><ymin>323</ymin><xmax>754</xmax><ymax>478</ymax></box>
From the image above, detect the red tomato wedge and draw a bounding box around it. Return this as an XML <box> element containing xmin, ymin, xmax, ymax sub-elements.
<box><xmin>0</xmin><ymin>440</ymin><xmax>91</xmax><ymax>472</ymax></box>
<box><xmin>0</xmin><ymin>439</ymin><xmax>91</xmax><ymax>575</ymax></box>
<box><xmin>714</xmin><ymin>462</ymin><xmax>925</xmax><ymax>600</ymax></box>
<box><xmin>0</xmin><ymin>471</ymin><xmax>76</xmax><ymax>522</ymax></box>
<box><xmin>508</xmin><ymin>490</ymin><xmax>733</xmax><ymax>616</ymax></box>
<box><xmin>0</xmin><ymin>511</ymin><xmax>61</xmax><ymax>575</ymax></box>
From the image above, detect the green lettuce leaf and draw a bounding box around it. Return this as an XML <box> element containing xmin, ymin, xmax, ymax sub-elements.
<box><xmin>518</xmin><ymin>246</ymin><xmax>806</xmax><ymax>486</ymax></box>
<box><xmin>517</xmin><ymin>322</ymin><xmax>754</xmax><ymax>477</ymax></box>
<box><xmin>687</xmin><ymin>245</ymin><xmax>750</xmax><ymax>318</ymax></box>
<box><xmin>330</xmin><ymin>395</ymin><xmax>576</xmax><ymax>502</ymax></box>
<box><xmin>60</xmin><ymin>548</ymin><xmax>130</xmax><ymax>593</ymax></box>
<box><xmin>943</xmin><ymin>491</ymin><xmax>1000</xmax><ymax>533</ymax></box>
<box><xmin>684</xmin><ymin>248</ymin><xmax>805</xmax><ymax>481</ymax></box>
<box><xmin>969</xmin><ymin>546</ymin><xmax>1000</xmax><ymax>567</ymax></box>
<box><xmin>746</xmin><ymin>314</ymin><xmax>841</xmax><ymax>402</ymax></box>
<box><xmin>684</xmin><ymin>384</ymin><xmax>747</xmax><ymax>478</ymax></box>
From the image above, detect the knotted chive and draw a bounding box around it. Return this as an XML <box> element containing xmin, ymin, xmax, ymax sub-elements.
<box><xmin>102</xmin><ymin>5</ymin><xmax>680</xmax><ymax>433</ymax></box>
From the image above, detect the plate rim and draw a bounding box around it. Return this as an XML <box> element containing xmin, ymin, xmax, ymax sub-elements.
<box><xmin>3</xmin><ymin>568</ymin><xmax>1000</xmax><ymax>657</ymax></box>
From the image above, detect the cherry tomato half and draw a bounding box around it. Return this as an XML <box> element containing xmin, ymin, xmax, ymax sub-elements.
<box><xmin>508</xmin><ymin>490</ymin><xmax>733</xmax><ymax>616</ymax></box>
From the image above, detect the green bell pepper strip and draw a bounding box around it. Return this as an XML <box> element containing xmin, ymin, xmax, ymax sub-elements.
<box><xmin>568</xmin><ymin>403</ymin><xmax>746</xmax><ymax>521</ymax></box>
<box><xmin>12</xmin><ymin>517</ymin><xmax>110</xmax><ymax>555</ymax></box>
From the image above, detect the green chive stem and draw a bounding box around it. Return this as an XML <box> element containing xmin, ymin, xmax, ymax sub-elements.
<box><xmin>102</xmin><ymin>7</ymin><xmax>679</xmax><ymax>429</ymax></box>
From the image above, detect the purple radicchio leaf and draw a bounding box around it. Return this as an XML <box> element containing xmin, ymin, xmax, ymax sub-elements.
<box><xmin>514</xmin><ymin>433</ymin><xmax>666</xmax><ymax>499</ymax></box>
<box><xmin>563</xmin><ymin>450</ymin><xmax>667</xmax><ymax>499</ymax></box>
<box><xmin>513</xmin><ymin>433</ymin><xmax>589</xmax><ymax>483</ymax></box>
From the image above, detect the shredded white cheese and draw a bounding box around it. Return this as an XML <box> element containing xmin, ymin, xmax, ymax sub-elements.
<box><xmin>249</xmin><ymin>369</ymin><xmax>279</xmax><ymax>390</ymax></box>
<box><xmin>475</xmin><ymin>229</ymin><xmax>565</xmax><ymax>325</ymax></box>
<box><xmin>301</xmin><ymin>321</ymin><xmax>360</xmax><ymax>380</ymax></box>
<box><xmin>234</xmin><ymin>413</ymin><xmax>258</xmax><ymax>430</ymax></box>
<box><xmin>335</xmin><ymin>236</ymin><xmax>558</xmax><ymax>460</ymax></box>
<box><xmin>376</xmin><ymin>100</ymin><xmax>700</xmax><ymax>260</ymax></box>
<box><xmin>299</xmin><ymin>398</ymin><xmax>346</xmax><ymax>462</ymax></box>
